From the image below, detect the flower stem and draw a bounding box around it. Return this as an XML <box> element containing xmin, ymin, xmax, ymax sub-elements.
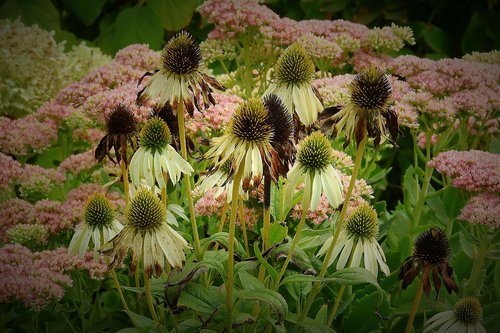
<box><xmin>176</xmin><ymin>101</ymin><xmax>202</xmax><ymax>260</ymax></box>
<box><xmin>110</xmin><ymin>270</ymin><xmax>138</xmax><ymax>327</ymax></box>
<box><xmin>262</xmin><ymin>173</ymin><xmax>272</xmax><ymax>252</ymax></box>
<box><xmin>404</xmin><ymin>278</ymin><xmax>424</xmax><ymax>333</ymax></box>
<box><xmin>121</xmin><ymin>160</ymin><xmax>129</xmax><ymax>204</ymax></box>
<box><xmin>144</xmin><ymin>273</ymin><xmax>159</xmax><ymax>324</ymax></box>
<box><xmin>327</xmin><ymin>285</ymin><xmax>346</xmax><ymax>326</ymax></box>
<box><xmin>226</xmin><ymin>165</ymin><xmax>245</xmax><ymax>333</ymax></box>
<box><xmin>214</xmin><ymin>199</ymin><xmax>229</xmax><ymax>251</ymax></box>
<box><xmin>299</xmin><ymin>130</ymin><xmax>367</xmax><ymax>321</ymax></box>
<box><xmin>411</xmin><ymin>131</ymin><xmax>433</xmax><ymax>231</ymax></box>
<box><xmin>468</xmin><ymin>232</ymin><xmax>490</xmax><ymax>291</ymax></box>
<box><xmin>272</xmin><ymin>185</ymin><xmax>311</xmax><ymax>290</ymax></box>
<box><xmin>239</xmin><ymin>198</ymin><xmax>250</xmax><ymax>256</ymax></box>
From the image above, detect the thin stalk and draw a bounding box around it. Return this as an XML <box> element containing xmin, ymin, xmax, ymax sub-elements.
<box><xmin>272</xmin><ymin>184</ymin><xmax>311</xmax><ymax>290</ymax></box>
<box><xmin>161</xmin><ymin>172</ymin><xmax>169</xmax><ymax>207</ymax></box>
<box><xmin>226</xmin><ymin>165</ymin><xmax>245</xmax><ymax>333</ymax></box>
<box><xmin>110</xmin><ymin>270</ymin><xmax>138</xmax><ymax>327</ymax></box>
<box><xmin>214</xmin><ymin>199</ymin><xmax>230</xmax><ymax>251</ymax></box>
<box><xmin>411</xmin><ymin>131</ymin><xmax>433</xmax><ymax>230</ymax></box>
<box><xmin>134</xmin><ymin>269</ymin><xmax>142</xmax><ymax>314</ymax></box>
<box><xmin>327</xmin><ymin>285</ymin><xmax>346</xmax><ymax>326</ymax></box>
<box><xmin>144</xmin><ymin>274</ymin><xmax>160</xmax><ymax>324</ymax></box>
<box><xmin>299</xmin><ymin>130</ymin><xmax>367</xmax><ymax>321</ymax></box>
<box><xmin>262</xmin><ymin>173</ymin><xmax>272</xmax><ymax>252</ymax></box>
<box><xmin>239</xmin><ymin>198</ymin><xmax>250</xmax><ymax>256</ymax></box>
<box><xmin>177</xmin><ymin>101</ymin><xmax>202</xmax><ymax>259</ymax></box>
<box><xmin>468</xmin><ymin>233</ymin><xmax>490</xmax><ymax>290</ymax></box>
<box><xmin>404</xmin><ymin>278</ymin><xmax>424</xmax><ymax>333</ymax></box>
<box><xmin>121</xmin><ymin>160</ymin><xmax>129</xmax><ymax>203</ymax></box>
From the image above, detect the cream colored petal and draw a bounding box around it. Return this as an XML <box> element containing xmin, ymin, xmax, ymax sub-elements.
<box><xmin>78</xmin><ymin>226</ymin><xmax>93</xmax><ymax>258</ymax></box>
<box><xmin>322</xmin><ymin>167</ymin><xmax>344</xmax><ymax>208</ymax></box>
<box><xmin>153</xmin><ymin>151</ymin><xmax>164</xmax><ymax>190</ymax></box>
<box><xmin>363</xmin><ymin>240</ymin><xmax>377</xmax><ymax>275</ymax></box>
<box><xmin>142</xmin><ymin>151</ymin><xmax>154</xmax><ymax>187</ymax></box>
<box><xmin>166</xmin><ymin>210</ymin><xmax>179</xmax><ymax>226</ymax></box>
<box><xmin>351</xmin><ymin>239</ymin><xmax>363</xmax><ymax>268</ymax></box>
<box><xmin>129</xmin><ymin>148</ymin><xmax>144</xmax><ymax>186</ymax></box>
<box><xmin>68</xmin><ymin>224</ymin><xmax>86</xmax><ymax>257</ymax></box>
<box><xmin>336</xmin><ymin>236</ymin><xmax>353</xmax><ymax>270</ymax></box>
<box><xmin>316</xmin><ymin>235</ymin><xmax>333</xmax><ymax>257</ymax></box>
<box><xmin>310</xmin><ymin>173</ymin><xmax>322</xmax><ymax>211</ymax></box>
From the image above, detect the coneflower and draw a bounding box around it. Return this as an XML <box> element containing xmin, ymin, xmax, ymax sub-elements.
<box><xmin>424</xmin><ymin>297</ymin><xmax>486</xmax><ymax>333</ymax></box>
<box><xmin>264</xmin><ymin>43</ymin><xmax>323</xmax><ymax>127</ymax></box>
<box><xmin>129</xmin><ymin>117</ymin><xmax>193</xmax><ymax>189</ymax></box>
<box><xmin>68</xmin><ymin>193</ymin><xmax>123</xmax><ymax>259</ymax></box>
<box><xmin>329</xmin><ymin>67</ymin><xmax>398</xmax><ymax>147</ymax></box>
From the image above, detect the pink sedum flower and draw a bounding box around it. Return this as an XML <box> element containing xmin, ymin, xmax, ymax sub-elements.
<box><xmin>458</xmin><ymin>192</ymin><xmax>500</xmax><ymax>229</ymax></box>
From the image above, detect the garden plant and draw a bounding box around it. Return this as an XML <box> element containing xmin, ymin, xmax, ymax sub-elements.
<box><xmin>0</xmin><ymin>0</ymin><xmax>499</xmax><ymax>332</ymax></box>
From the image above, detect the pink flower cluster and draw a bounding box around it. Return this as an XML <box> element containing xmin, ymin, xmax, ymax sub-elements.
<box><xmin>186</xmin><ymin>92</ymin><xmax>242</xmax><ymax>134</ymax></box>
<box><xmin>292</xmin><ymin>194</ymin><xmax>335</xmax><ymax>225</ymax></box>
<box><xmin>58</xmin><ymin>149</ymin><xmax>97</xmax><ymax>175</ymax></box>
<box><xmin>458</xmin><ymin>192</ymin><xmax>500</xmax><ymax>229</ymax></box>
<box><xmin>0</xmin><ymin>244</ymin><xmax>107</xmax><ymax>311</ymax></box>
<box><xmin>0</xmin><ymin>198</ymin><xmax>36</xmax><ymax>242</ymax></box>
<box><xmin>428</xmin><ymin>150</ymin><xmax>500</xmax><ymax>193</ymax></box>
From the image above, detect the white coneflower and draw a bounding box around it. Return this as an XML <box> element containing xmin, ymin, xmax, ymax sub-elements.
<box><xmin>198</xmin><ymin>159</ymin><xmax>246</xmax><ymax>203</ymax></box>
<box><xmin>205</xmin><ymin>98</ymin><xmax>274</xmax><ymax>183</ymax></box>
<box><xmin>68</xmin><ymin>194</ymin><xmax>123</xmax><ymax>258</ymax></box>
<box><xmin>424</xmin><ymin>297</ymin><xmax>486</xmax><ymax>333</ymax></box>
<box><xmin>129</xmin><ymin>117</ymin><xmax>193</xmax><ymax>189</ymax></box>
<box><xmin>330</xmin><ymin>67</ymin><xmax>397</xmax><ymax>147</ymax></box>
<box><xmin>137</xmin><ymin>31</ymin><xmax>224</xmax><ymax>115</ymax></box>
<box><xmin>285</xmin><ymin>131</ymin><xmax>343</xmax><ymax>211</ymax></box>
<box><xmin>107</xmin><ymin>186</ymin><xmax>189</xmax><ymax>276</ymax></box>
<box><xmin>264</xmin><ymin>43</ymin><xmax>323</xmax><ymax>127</ymax></box>
<box><xmin>317</xmin><ymin>203</ymin><xmax>390</xmax><ymax>276</ymax></box>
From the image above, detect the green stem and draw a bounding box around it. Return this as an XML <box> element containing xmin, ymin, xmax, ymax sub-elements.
<box><xmin>327</xmin><ymin>285</ymin><xmax>346</xmax><ymax>326</ymax></box>
<box><xmin>468</xmin><ymin>233</ymin><xmax>490</xmax><ymax>291</ymax></box>
<box><xmin>299</xmin><ymin>130</ymin><xmax>367</xmax><ymax>321</ymax></box>
<box><xmin>226</xmin><ymin>165</ymin><xmax>245</xmax><ymax>333</ymax></box>
<box><xmin>144</xmin><ymin>274</ymin><xmax>159</xmax><ymax>324</ymax></box>
<box><xmin>239</xmin><ymin>198</ymin><xmax>250</xmax><ymax>256</ymax></box>
<box><xmin>272</xmin><ymin>187</ymin><xmax>311</xmax><ymax>290</ymax></box>
<box><xmin>213</xmin><ymin>199</ymin><xmax>229</xmax><ymax>251</ymax></box>
<box><xmin>404</xmin><ymin>278</ymin><xmax>424</xmax><ymax>333</ymax></box>
<box><xmin>177</xmin><ymin>101</ymin><xmax>202</xmax><ymax>259</ymax></box>
<box><xmin>411</xmin><ymin>131</ymin><xmax>433</xmax><ymax>232</ymax></box>
<box><xmin>121</xmin><ymin>160</ymin><xmax>129</xmax><ymax>204</ymax></box>
<box><xmin>110</xmin><ymin>270</ymin><xmax>138</xmax><ymax>327</ymax></box>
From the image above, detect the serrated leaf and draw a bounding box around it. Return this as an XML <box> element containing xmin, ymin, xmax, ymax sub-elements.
<box><xmin>0</xmin><ymin>0</ymin><xmax>60</xmax><ymax>31</ymax></box>
<box><xmin>236</xmin><ymin>289</ymin><xmax>288</xmax><ymax>322</ymax></box>
<box><xmin>146</xmin><ymin>0</ymin><xmax>197</xmax><ymax>31</ymax></box>
<box><xmin>177</xmin><ymin>283</ymin><xmax>219</xmax><ymax>313</ymax></box>
<box><xmin>62</xmin><ymin>0</ymin><xmax>105</xmax><ymax>25</ymax></box>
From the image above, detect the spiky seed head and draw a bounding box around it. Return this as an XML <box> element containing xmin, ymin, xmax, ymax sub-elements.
<box><xmin>126</xmin><ymin>188</ymin><xmax>166</xmax><ymax>230</ymax></box>
<box><xmin>454</xmin><ymin>297</ymin><xmax>482</xmax><ymax>324</ymax></box>
<box><xmin>345</xmin><ymin>204</ymin><xmax>379</xmax><ymax>240</ymax></box>
<box><xmin>414</xmin><ymin>227</ymin><xmax>450</xmax><ymax>265</ymax></box>
<box><xmin>229</xmin><ymin>98</ymin><xmax>273</xmax><ymax>144</ymax></box>
<box><xmin>350</xmin><ymin>68</ymin><xmax>392</xmax><ymax>111</ymax></box>
<box><xmin>297</xmin><ymin>131</ymin><xmax>333</xmax><ymax>173</ymax></box>
<box><xmin>162</xmin><ymin>31</ymin><xmax>201</xmax><ymax>75</ymax></box>
<box><xmin>275</xmin><ymin>43</ymin><xmax>315</xmax><ymax>86</ymax></box>
<box><xmin>152</xmin><ymin>103</ymin><xmax>179</xmax><ymax>136</ymax></box>
<box><xmin>84</xmin><ymin>194</ymin><xmax>115</xmax><ymax>228</ymax></box>
<box><xmin>105</xmin><ymin>104</ymin><xmax>137</xmax><ymax>135</ymax></box>
<box><xmin>264</xmin><ymin>94</ymin><xmax>293</xmax><ymax>145</ymax></box>
<box><xmin>139</xmin><ymin>117</ymin><xmax>172</xmax><ymax>152</ymax></box>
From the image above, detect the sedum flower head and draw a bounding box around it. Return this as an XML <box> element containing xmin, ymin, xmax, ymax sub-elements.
<box><xmin>331</xmin><ymin>67</ymin><xmax>398</xmax><ymax>147</ymax></box>
<box><xmin>284</xmin><ymin>132</ymin><xmax>343</xmax><ymax>211</ymax></box>
<box><xmin>106</xmin><ymin>186</ymin><xmax>189</xmax><ymax>276</ymax></box>
<box><xmin>275</xmin><ymin>43</ymin><xmax>315</xmax><ymax>86</ymax></box>
<box><xmin>317</xmin><ymin>203</ymin><xmax>390</xmax><ymax>276</ymax></box>
<box><xmin>424</xmin><ymin>297</ymin><xmax>485</xmax><ymax>333</ymax></box>
<box><xmin>137</xmin><ymin>31</ymin><xmax>224</xmax><ymax>116</ymax></box>
<box><xmin>264</xmin><ymin>44</ymin><xmax>323</xmax><ymax>127</ymax></box>
<box><xmin>400</xmin><ymin>227</ymin><xmax>458</xmax><ymax>297</ymax></box>
<box><xmin>129</xmin><ymin>117</ymin><xmax>193</xmax><ymax>188</ymax></box>
<box><xmin>68</xmin><ymin>194</ymin><xmax>123</xmax><ymax>258</ymax></box>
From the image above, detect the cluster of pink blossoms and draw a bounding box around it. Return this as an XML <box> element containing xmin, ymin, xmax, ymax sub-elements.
<box><xmin>458</xmin><ymin>192</ymin><xmax>499</xmax><ymax>229</ymax></box>
<box><xmin>0</xmin><ymin>244</ymin><xmax>107</xmax><ymax>310</ymax></box>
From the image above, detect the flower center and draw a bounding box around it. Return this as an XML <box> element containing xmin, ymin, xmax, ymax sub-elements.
<box><xmin>106</xmin><ymin>104</ymin><xmax>137</xmax><ymax>135</ymax></box>
<box><xmin>230</xmin><ymin>98</ymin><xmax>273</xmax><ymax>144</ymax></box>
<box><xmin>345</xmin><ymin>204</ymin><xmax>379</xmax><ymax>240</ymax></box>
<box><xmin>264</xmin><ymin>94</ymin><xmax>293</xmax><ymax>145</ymax></box>
<box><xmin>84</xmin><ymin>194</ymin><xmax>115</xmax><ymax>228</ymax></box>
<box><xmin>139</xmin><ymin>117</ymin><xmax>172</xmax><ymax>152</ymax></box>
<box><xmin>454</xmin><ymin>297</ymin><xmax>482</xmax><ymax>324</ymax></box>
<box><xmin>162</xmin><ymin>31</ymin><xmax>201</xmax><ymax>75</ymax></box>
<box><xmin>297</xmin><ymin>132</ymin><xmax>333</xmax><ymax>172</ymax></box>
<box><xmin>275</xmin><ymin>44</ymin><xmax>314</xmax><ymax>86</ymax></box>
<box><xmin>126</xmin><ymin>189</ymin><xmax>166</xmax><ymax>230</ymax></box>
<box><xmin>350</xmin><ymin>68</ymin><xmax>392</xmax><ymax>111</ymax></box>
<box><xmin>414</xmin><ymin>227</ymin><xmax>449</xmax><ymax>264</ymax></box>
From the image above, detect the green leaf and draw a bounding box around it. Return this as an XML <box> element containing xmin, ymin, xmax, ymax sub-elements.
<box><xmin>267</xmin><ymin>223</ymin><xmax>288</xmax><ymax>246</ymax></box>
<box><xmin>286</xmin><ymin>312</ymin><xmax>336</xmax><ymax>333</ymax></box>
<box><xmin>298</xmin><ymin>228</ymin><xmax>332</xmax><ymax>250</ymax></box>
<box><xmin>314</xmin><ymin>304</ymin><xmax>328</xmax><ymax>325</ymax></box>
<box><xmin>62</xmin><ymin>0</ymin><xmax>106</xmax><ymax>25</ymax></box>
<box><xmin>177</xmin><ymin>283</ymin><xmax>219</xmax><ymax>313</ymax></box>
<box><xmin>344</xmin><ymin>290</ymin><xmax>392</xmax><ymax>332</ymax></box>
<box><xmin>146</xmin><ymin>0</ymin><xmax>197</xmax><ymax>31</ymax></box>
<box><xmin>462</xmin><ymin>12</ymin><xmax>489</xmax><ymax>54</ymax></box>
<box><xmin>202</xmin><ymin>232</ymin><xmax>246</xmax><ymax>257</ymax></box>
<box><xmin>238</xmin><ymin>270</ymin><xmax>265</xmax><ymax>290</ymax></box>
<box><xmin>236</xmin><ymin>289</ymin><xmax>288</xmax><ymax>322</ymax></box>
<box><xmin>254</xmin><ymin>242</ymin><xmax>278</xmax><ymax>282</ymax></box>
<box><xmin>128</xmin><ymin>311</ymin><xmax>156</xmax><ymax>328</ymax></box>
<box><xmin>172</xmin><ymin>319</ymin><xmax>202</xmax><ymax>333</ymax></box>
<box><xmin>402</xmin><ymin>166</ymin><xmax>418</xmax><ymax>214</ymax></box>
<box><xmin>423</xmin><ymin>24</ymin><xmax>452</xmax><ymax>56</ymax></box>
<box><xmin>97</xmin><ymin>6</ymin><xmax>163</xmax><ymax>54</ymax></box>
<box><xmin>0</xmin><ymin>0</ymin><xmax>60</xmax><ymax>31</ymax></box>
